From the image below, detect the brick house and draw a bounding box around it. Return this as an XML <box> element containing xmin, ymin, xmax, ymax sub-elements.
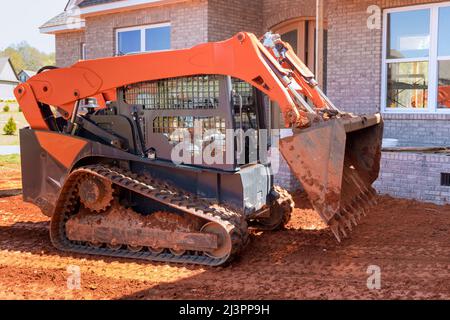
<box><xmin>40</xmin><ymin>0</ymin><xmax>450</xmax><ymax>204</ymax></box>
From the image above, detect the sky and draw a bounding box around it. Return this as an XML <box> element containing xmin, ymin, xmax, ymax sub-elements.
<box><xmin>0</xmin><ymin>0</ymin><xmax>68</xmax><ymax>54</ymax></box>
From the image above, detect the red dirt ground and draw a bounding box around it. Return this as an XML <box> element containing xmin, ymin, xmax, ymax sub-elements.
<box><xmin>0</xmin><ymin>165</ymin><xmax>449</xmax><ymax>300</ymax></box>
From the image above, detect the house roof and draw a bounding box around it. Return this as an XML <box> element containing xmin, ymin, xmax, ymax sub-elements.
<box><xmin>41</xmin><ymin>0</ymin><xmax>182</xmax><ymax>34</ymax></box>
<box><xmin>0</xmin><ymin>58</ymin><xmax>19</xmax><ymax>83</ymax></box>
<box><xmin>40</xmin><ymin>0</ymin><xmax>85</xmax><ymax>34</ymax></box>
<box><xmin>78</xmin><ymin>0</ymin><xmax>121</xmax><ymax>7</ymax></box>
<box><xmin>41</xmin><ymin>11</ymin><xmax>73</xmax><ymax>29</ymax></box>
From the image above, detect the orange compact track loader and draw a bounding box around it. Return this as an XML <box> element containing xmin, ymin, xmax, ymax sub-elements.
<box><xmin>15</xmin><ymin>32</ymin><xmax>383</xmax><ymax>266</ymax></box>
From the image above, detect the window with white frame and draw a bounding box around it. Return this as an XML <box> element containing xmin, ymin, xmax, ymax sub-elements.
<box><xmin>116</xmin><ymin>23</ymin><xmax>171</xmax><ymax>55</ymax></box>
<box><xmin>383</xmin><ymin>3</ymin><xmax>450</xmax><ymax>112</ymax></box>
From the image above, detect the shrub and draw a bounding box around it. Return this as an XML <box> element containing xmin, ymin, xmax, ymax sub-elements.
<box><xmin>3</xmin><ymin>105</ymin><xmax>10</xmax><ymax>112</ymax></box>
<box><xmin>3</xmin><ymin>117</ymin><xmax>17</xmax><ymax>135</ymax></box>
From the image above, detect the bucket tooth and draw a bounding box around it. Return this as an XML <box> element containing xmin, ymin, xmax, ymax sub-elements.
<box><xmin>345</xmin><ymin>204</ymin><xmax>361</xmax><ymax>222</ymax></box>
<box><xmin>369</xmin><ymin>187</ymin><xmax>378</xmax><ymax>198</ymax></box>
<box><xmin>349</xmin><ymin>210</ymin><xmax>361</xmax><ymax>223</ymax></box>
<box><xmin>339</xmin><ymin>224</ymin><xmax>348</xmax><ymax>238</ymax></box>
<box><xmin>348</xmin><ymin>203</ymin><xmax>362</xmax><ymax>225</ymax></box>
<box><xmin>343</xmin><ymin>208</ymin><xmax>358</xmax><ymax>226</ymax></box>
<box><xmin>356</xmin><ymin>186</ymin><xmax>373</xmax><ymax>206</ymax></box>
<box><xmin>358</xmin><ymin>196</ymin><xmax>373</xmax><ymax>214</ymax></box>
<box><xmin>359</xmin><ymin>191</ymin><xmax>371</xmax><ymax>203</ymax></box>
<box><xmin>365</xmin><ymin>188</ymin><xmax>378</xmax><ymax>205</ymax></box>
<box><xmin>361</xmin><ymin>206</ymin><xmax>368</xmax><ymax>217</ymax></box>
<box><xmin>362</xmin><ymin>192</ymin><xmax>375</xmax><ymax>207</ymax></box>
<box><xmin>369</xmin><ymin>192</ymin><xmax>378</xmax><ymax>206</ymax></box>
<box><xmin>348</xmin><ymin>203</ymin><xmax>362</xmax><ymax>218</ymax></box>
<box><xmin>355</xmin><ymin>195</ymin><xmax>368</xmax><ymax>210</ymax></box>
<box><xmin>352</xmin><ymin>201</ymin><xmax>364</xmax><ymax>215</ymax></box>
<box><xmin>330</xmin><ymin>222</ymin><xmax>342</xmax><ymax>243</ymax></box>
<box><xmin>350</xmin><ymin>214</ymin><xmax>359</xmax><ymax>226</ymax></box>
<box><xmin>341</xmin><ymin>213</ymin><xmax>353</xmax><ymax>231</ymax></box>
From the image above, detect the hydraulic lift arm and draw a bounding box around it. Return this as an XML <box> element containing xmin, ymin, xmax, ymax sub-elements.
<box><xmin>15</xmin><ymin>32</ymin><xmax>336</xmax><ymax>131</ymax></box>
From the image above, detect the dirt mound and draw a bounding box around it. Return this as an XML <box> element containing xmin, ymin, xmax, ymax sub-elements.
<box><xmin>0</xmin><ymin>168</ymin><xmax>449</xmax><ymax>299</ymax></box>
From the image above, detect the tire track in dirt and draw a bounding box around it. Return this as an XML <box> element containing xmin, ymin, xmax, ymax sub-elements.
<box><xmin>0</xmin><ymin>183</ymin><xmax>449</xmax><ymax>299</ymax></box>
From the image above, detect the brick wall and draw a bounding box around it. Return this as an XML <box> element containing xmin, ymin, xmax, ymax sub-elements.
<box><xmin>273</xmin><ymin>155</ymin><xmax>301</xmax><ymax>191</ymax></box>
<box><xmin>55</xmin><ymin>31</ymin><xmax>85</xmax><ymax>67</ymax></box>
<box><xmin>326</xmin><ymin>0</ymin><xmax>382</xmax><ymax>115</ymax></box>
<box><xmin>85</xmin><ymin>0</ymin><xmax>208</xmax><ymax>59</ymax></box>
<box><xmin>383</xmin><ymin>115</ymin><xmax>450</xmax><ymax>147</ymax></box>
<box><xmin>208</xmin><ymin>0</ymin><xmax>262</xmax><ymax>41</ymax></box>
<box><xmin>326</xmin><ymin>0</ymin><xmax>447</xmax><ymax>115</ymax></box>
<box><xmin>374</xmin><ymin>151</ymin><xmax>450</xmax><ymax>205</ymax></box>
<box><xmin>325</xmin><ymin>0</ymin><xmax>449</xmax><ymax>150</ymax></box>
<box><xmin>262</xmin><ymin>0</ymin><xmax>318</xmax><ymax>30</ymax></box>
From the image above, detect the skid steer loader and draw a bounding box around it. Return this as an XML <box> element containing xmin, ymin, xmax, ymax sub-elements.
<box><xmin>14</xmin><ymin>32</ymin><xmax>383</xmax><ymax>266</ymax></box>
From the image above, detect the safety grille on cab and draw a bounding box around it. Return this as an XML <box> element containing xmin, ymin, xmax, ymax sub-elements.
<box><xmin>123</xmin><ymin>75</ymin><xmax>220</xmax><ymax>110</ymax></box>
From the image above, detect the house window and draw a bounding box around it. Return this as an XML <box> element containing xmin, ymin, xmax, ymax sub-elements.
<box><xmin>438</xmin><ymin>7</ymin><xmax>450</xmax><ymax>109</ymax></box>
<box><xmin>116</xmin><ymin>23</ymin><xmax>171</xmax><ymax>55</ymax></box>
<box><xmin>383</xmin><ymin>3</ymin><xmax>450</xmax><ymax>113</ymax></box>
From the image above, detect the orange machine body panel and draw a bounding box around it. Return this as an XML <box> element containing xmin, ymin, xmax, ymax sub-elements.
<box><xmin>35</xmin><ymin>131</ymin><xmax>88</xmax><ymax>168</ymax></box>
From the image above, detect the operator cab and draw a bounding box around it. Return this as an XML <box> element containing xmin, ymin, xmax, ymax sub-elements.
<box><xmin>108</xmin><ymin>75</ymin><xmax>271</xmax><ymax>172</ymax></box>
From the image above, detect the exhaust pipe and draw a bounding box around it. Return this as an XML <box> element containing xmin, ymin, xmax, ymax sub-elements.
<box><xmin>279</xmin><ymin>114</ymin><xmax>384</xmax><ymax>241</ymax></box>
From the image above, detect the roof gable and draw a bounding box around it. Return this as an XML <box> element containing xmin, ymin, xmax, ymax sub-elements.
<box><xmin>40</xmin><ymin>0</ymin><xmax>184</xmax><ymax>34</ymax></box>
<box><xmin>0</xmin><ymin>58</ymin><xmax>19</xmax><ymax>83</ymax></box>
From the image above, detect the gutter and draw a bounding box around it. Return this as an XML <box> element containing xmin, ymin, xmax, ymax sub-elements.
<box><xmin>40</xmin><ymin>21</ymin><xmax>86</xmax><ymax>35</ymax></box>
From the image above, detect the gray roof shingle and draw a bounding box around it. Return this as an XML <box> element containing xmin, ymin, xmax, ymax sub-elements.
<box><xmin>41</xmin><ymin>0</ymin><xmax>85</xmax><ymax>30</ymax></box>
<box><xmin>78</xmin><ymin>0</ymin><xmax>122</xmax><ymax>8</ymax></box>
<box><xmin>40</xmin><ymin>1</ymin><xmax>85</xmax><ymax>30</ymax></box>
<box><xmin>40</xmin><ymin>11</ymin><xmax>72</xmax><ymax>29</ymax></box>
<box><xmin>41</xmin><ymin>0</ymin><xmax>120</xmax><ymax>30</ymax></box>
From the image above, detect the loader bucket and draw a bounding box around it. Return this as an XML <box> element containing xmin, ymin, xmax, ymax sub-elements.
<box><xmin>279</xmin><ymin>114</ymin><xmax>384</xmax><ymax>241</ymax></box>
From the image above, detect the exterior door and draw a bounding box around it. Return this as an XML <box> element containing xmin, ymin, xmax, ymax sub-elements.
<box><xmin>273</xmin><ymin>18</ymin><xmax>319</xmax><ymax>73</ymax></box>
<box><xmin>271</xmin><ymin>18</ymin><xmax>327</xmax><ymax>129</ymax></box>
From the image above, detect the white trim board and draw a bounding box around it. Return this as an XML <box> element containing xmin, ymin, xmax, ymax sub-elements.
<box><xmin>40</xmin><ymin>21</ymin><xmax>86</xmax><ymax>34</ymax></box>
<box><xmin>80</xmin><ymin>0</ymin><xmax>187</xmax><ymax>17</ymax></box>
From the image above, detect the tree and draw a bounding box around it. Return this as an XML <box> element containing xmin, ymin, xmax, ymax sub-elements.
<box><xmin>2</xmin><ymin>47</ymin><xmax>26</xmax><ymax>72</ymax></box>
<box><xmin>0</xmin><ymin>42</ymin><xmax>55</xmax><ymax>73</ymax></box>
<box><xmin>3</xmin><ymin>117</ymin><xmax>17</xmax><ymax>136</ymax></box>
<box><xmin>3</xmin><ymin>105</ymin><xmax>10</xmax><ymax>112</ymax></box>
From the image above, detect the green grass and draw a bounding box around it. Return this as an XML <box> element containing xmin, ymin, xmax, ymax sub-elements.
<box><xmin>0</xmin><ymin>102</ymin><xmax>27</xmax><ymax>146</ymax></box>
<box><xmin>0</xmin><ymin>154</ymin><xmax>20</xmax><ymax>165</ymax></box>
